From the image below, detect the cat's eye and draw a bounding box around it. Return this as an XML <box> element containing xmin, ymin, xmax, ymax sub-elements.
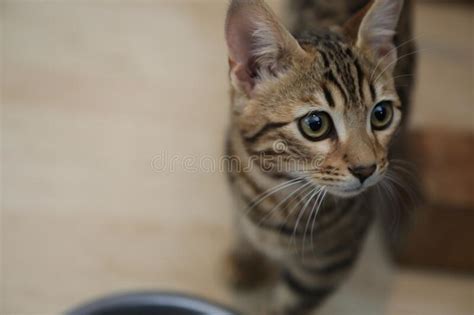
<box><xmin>371</xmin><ymin>101</ymin><xmax>394</xmax><ymax>130</ymax></box>
<box><xmin>299</xmin><ymin>112</ymin><xmax>333</xmax><ymax>141</ymax></box>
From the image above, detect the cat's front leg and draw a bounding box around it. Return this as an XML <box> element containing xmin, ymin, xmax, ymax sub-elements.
<box><xmin>268</xmin><ymin>255</ymin><xmax>356</xmax><ymax>315</ymax></box>
<box><xmin>224</xmin><ymin>226</ymin><xmax>278</xmax><ymax>290</ymax></box>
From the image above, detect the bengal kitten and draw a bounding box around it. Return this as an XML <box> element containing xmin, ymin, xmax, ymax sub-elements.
<box><xmin>224</xmin><ymin>0</ymin><xmax>414</xmax><ymax>314</ymax></box>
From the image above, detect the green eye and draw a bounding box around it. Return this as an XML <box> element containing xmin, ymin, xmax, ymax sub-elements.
<box><xmin>371</xmin><ymin>101</ymin><xmax>394</xmax><ymax>130</ymax></box>
<box><xmin>299</xmin><ymin>112</ymin><xmax>333</xmax><ymax>141</ymax></box>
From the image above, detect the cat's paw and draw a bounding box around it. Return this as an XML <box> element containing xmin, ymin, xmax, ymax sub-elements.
<box><xmin>222</xmin><ymin>250</ymin><xmax>276</xmax><ymax>290</ymax></box>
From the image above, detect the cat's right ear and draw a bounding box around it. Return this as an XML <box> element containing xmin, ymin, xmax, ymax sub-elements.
<box><xmin>344</xmin><ymin>0</ymin><xmax>403</xmax><ymax>74</ymax></box>
<box><xmin>225</xmin><ymin>0</ymin><xmax>306</xmax><ymax>97</ymax></box>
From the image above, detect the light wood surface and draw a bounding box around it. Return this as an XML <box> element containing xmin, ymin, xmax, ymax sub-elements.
<box><xmin>1</xmin><ymin>1</ymin><xmax>473</xmax><ymax>314</ymax></box>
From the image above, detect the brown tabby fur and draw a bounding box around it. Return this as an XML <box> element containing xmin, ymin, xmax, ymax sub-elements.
<box><xmin>224</xmin><ymin>1</ymin><xmax>416</xmax><ymax>314</ymax></box>
<box><xmin>288</xmin><ymin>0</ymin><xmax>416</xmax><ymax>124</ymax></box>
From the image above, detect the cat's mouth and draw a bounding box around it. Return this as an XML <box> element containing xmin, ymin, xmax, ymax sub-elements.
<box><xmin>326</xmin><ymin>176</ymin><xmax>381</xmax><ymax>198</ymax></box>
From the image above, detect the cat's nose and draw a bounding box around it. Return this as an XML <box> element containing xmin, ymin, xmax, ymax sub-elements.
<box><xmin>349</xmin><ymin>164</ymin><xmax>377</xmax><ymax>183</ymax></box>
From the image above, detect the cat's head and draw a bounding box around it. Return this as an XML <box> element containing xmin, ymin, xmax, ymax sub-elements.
<box><xmin>225</xmin><ymin>0</ymin><xmax>404</xmax><ymax>198</ymax></box>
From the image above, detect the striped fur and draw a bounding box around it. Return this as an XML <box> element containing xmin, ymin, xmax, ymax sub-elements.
<box><xmin>287</xmin><ymin>0</ymin><xmax>416</xmax><ymax>124</ymax></box>
<box><xmin>224</xmin><ymin>1</ymin><xmax>415</xmax><ymax>314</ymax></box>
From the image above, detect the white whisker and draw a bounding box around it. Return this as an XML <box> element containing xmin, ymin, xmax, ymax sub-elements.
<box><xmin>303</xmin><ymin>187</ymin><xmax>326</xmax><ymax>259</ymax></box>
<box><xmin>374</xmin><ymin>48</ymin><xmax>428</xmax><ymax>84</ymax></box>
<box><xmin>257</xmin><ymin>181</ymin><xmax>313</xmax><ymax>226</ymax></box>
<box><xmin>290</xmin><ymin>187</ymin><xmax>319</xmax><ymax>251</ymax></box>
<box><xmin>244</xmin><ymin>176</ymin><xmax>305</xmax><ymax>216</ymax></box>
<box><xmin>309</xmin><ymin>189</ymin><xmax>327</xmax><ymax>255</ymax></box>
<box><xmin>370</xmin><ymin>36</ymin><xmax>420</xmax><ymax>81</ymax></box>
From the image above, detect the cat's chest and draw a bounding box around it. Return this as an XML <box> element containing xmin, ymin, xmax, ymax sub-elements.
<box><xmin>238</xmin><ymin>191</ymin><xmax>373</xmax><ymax>260</ymax></box>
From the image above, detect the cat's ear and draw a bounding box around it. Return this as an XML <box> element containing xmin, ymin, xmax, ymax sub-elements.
<box><xmin>345</xmin><ymin>0</ymin><xmax>403</xmax><ymax>74</ymax></box>
<box><xmin>225</xmin><ymin>0</ymin><xmax>306</xmax><ymax>96</ymax></box>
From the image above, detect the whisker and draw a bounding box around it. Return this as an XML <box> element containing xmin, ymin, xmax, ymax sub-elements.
<box><xmin>378</xmin><ymin>161</ymin><xmax>421</xmax><ymax>241</ymax></box>
<box><xmin>379</xmin><ymin>179</ymin><xmax>401</xmax><ymax>236</ymax></box>
<box><xmin>389</xmin><ymin>165</ymin><xmax>419</xmax><ymax>182</ymax></box>
<box><xmin>387</xmin><ymin>160</ymin><xmax>422</xmax><ymax>205</ymax></box>
<box><xmin>310</xmin><ymin>189</ymin><xmax>327</xmax><ymax>255</ymax></box>
<box><xmin>302</xmin><ymin>188</ymin><xmax>323</xmax><ymax>254</ymax></box>
<box><xmin>243</xmin><ymin>176</ymin><xmax>305</xmax><ymax>216</ymax></box>
<box><xmin>375</xmin><ymin>182</ymin><xmax>395</xmax><ymax>233</ymax></box>
<box><xmin>374</xmin><ymin>48</ymin><xmax>429</xmax><ymax>85</ymax></box>
<box><xmin>370</xmin><ymin>36</ymin><xmax>420</xmax><ymax>81</ymax></box>
<box><xmin>394</xmin><ymin>84</ymin><xmax>411</xmax><ymax>88</ymax></box>
<box><xmin>290</xmin><ymin>186</ymin><xmax>320</xmax><ymax>251</ymax></box>
<box><xmin>390</xmin><ymin>159</ymin><xmax>418</xmax><ymax>171</ymax></box>
<box><xmin>391</xmin><ymin>73</ymin><xmax>416</xmax><ymax>81</ymax></box>
<box><xmin>305</xmin><ymin>188</ymin><xmax>326</xmax><ymax>258</ymax></box>
<box><xmin>257</xmin><ymin>181</ymin><xmax>313</xmax><ymax>227</ymax></box>
<box><xmin>279</xmin><ymin>188</ymin><xmax>316</xmax><ymax>249</ymax></box>
<box><xmin>384</xmin><ymin>172</ymin><xmax>420</xmax><ymax>207</ymax></box>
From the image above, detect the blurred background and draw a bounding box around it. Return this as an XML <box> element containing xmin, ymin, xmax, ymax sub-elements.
<box><xmin>1</xmin><ymin>0</ymin><xmax>473</xmax><ymax>314</ymax></box>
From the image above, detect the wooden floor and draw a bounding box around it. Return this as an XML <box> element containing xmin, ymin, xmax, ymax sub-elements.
<box><xmin>1</xmin><ymin>1</ymin><xmax>473</xmax><ymax>314</ymax></box>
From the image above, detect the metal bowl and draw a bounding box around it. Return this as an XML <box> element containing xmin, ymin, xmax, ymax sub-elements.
<box><xmin>66</xmin><ymin>291</ymin><xmax>238</xmax><ymax>315</ymax></box>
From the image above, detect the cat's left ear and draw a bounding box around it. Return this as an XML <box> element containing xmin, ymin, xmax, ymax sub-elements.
<box><xmin>345</xmin><ymin>0</ymin><xmax>403</xmax><ymax>74</ymax></box>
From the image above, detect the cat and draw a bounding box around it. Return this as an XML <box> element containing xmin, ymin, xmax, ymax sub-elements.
<box><xmin>224</xmin><ymin>0</ymin><xmax>416</xmax><ymax>314</ymax></box>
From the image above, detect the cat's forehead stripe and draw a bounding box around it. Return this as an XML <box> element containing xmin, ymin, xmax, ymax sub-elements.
<box><xmin>311</xmin><ymin>38</ymin><xmax>368</xmax><ymax>109</ymax></box>
<box><xmin>369</xmin><ymin>82</ymin><xmax>376</xmax><ymax>101</ymax></box>
<box><xmin>322</xmin><ymin>84</ymin><xmax>335</xmax><ymax>108</ymax></box>
<box><xmin>323</xmin><ymin>62</ymin><xmax>348</xmax><ymax>105</ymax></box>
<box><xmin>353</xmin><ymin>58</ymin><xmax>366</xmax><ymax>101</ymax></box>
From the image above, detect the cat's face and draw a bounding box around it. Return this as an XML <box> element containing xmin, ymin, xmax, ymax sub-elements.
<box><xmin>235</xmin><ymin>41</ymin><xmax>401</xmax><ymax>197</ymax></box>
<box><xmin>226</xmin><ymin>0</ymin><xmax>404</xmax><ymax>197</ymax></box>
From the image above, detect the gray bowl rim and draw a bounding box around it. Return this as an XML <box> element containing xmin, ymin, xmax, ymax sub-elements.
<box><xmin>66</xmin><ymin>291</ymin><xmax>239</xmax><ymax>315</ymax></box>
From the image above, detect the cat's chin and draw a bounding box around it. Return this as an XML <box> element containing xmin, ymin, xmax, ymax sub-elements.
<box><xmin>325</xmin><ymin>183</ymin><xmax>375</xmax><ymax>198</ymax></box>
<box><xmin>326</xmin><ymin>187</ymin><xmax>365</xmax><ymax>198</ymax></box>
